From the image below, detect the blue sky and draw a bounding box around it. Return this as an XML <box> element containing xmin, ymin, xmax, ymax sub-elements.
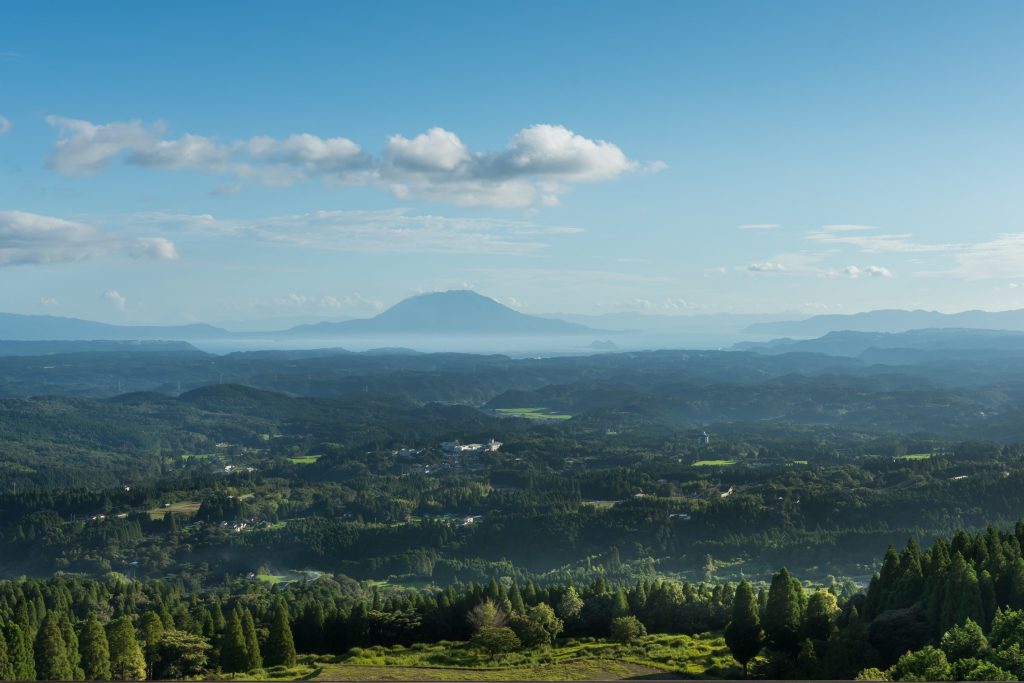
<box><xmin>2</xmin><ymin>1</ymin><xmax>1024</xmax><ymax>326</ymax></box>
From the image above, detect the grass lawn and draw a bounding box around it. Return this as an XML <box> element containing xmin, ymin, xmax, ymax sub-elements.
<box><xmin>495</xmin><ymin>407</ymin><xmax>573</xmax><ymax>421</ymax></box>
<box><xmin>692</xmin><ymin>459</ymin><xmax>737</xmax><ymax>467</ymax></box>
<box><xmin>897</xmin><ymin>453</ymin><xmax>933</xmax><ymax>460</ymax></box>
<box><xmin>312</xmin><ymin>633</ymin><xmax>739</xmax><ymax>681</ymax></box>
<box><xmin>255</xmin><ymin>573</ymin><xmax>296</xmax><ymax>586</ymax></box>
<box><xmin>289</xmin><ymin>455</ymin><xmax>322</xmax><ymax>464</ymax></box>
<box><xmin>146</xmin><ymin>501</ymin><xmax>201</xmax><ymax>520</ymax></box>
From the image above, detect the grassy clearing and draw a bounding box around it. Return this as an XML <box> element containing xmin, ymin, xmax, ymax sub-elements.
<box><xmin>581</xmin><ymin>500</ymin><xmax>621</xmax><ymax>509</ymax></box>
<box><xmin>495</xmin><ymin>407</ymin><xmax>572</xmax><ymax>421</ymax></box>
<box><xmin>255</xmin><ymin>573</ymin><xmax>296</xmax><ymax>586</ymax></box>
<box><xmin>313</xmin><ymin>633</ymin><xmax>737</xmax><ymax>681</ymax></box>
<box><xmin>146</xmin><ymin>501</ymin><xmax>201</xmax><ymax>520</ymax></box>
<box><xmin>692</xmin><ymin>459</ymin><xmax>737</xmax><ymax>467</ymax></box>
<box><xmin>897</xmin><ymin>453</ymin><xmax>933</xmax><ymax>460</ymax></box>
<box><xmin>288</xmin><ymin>455</ymin><xmax>322</xmax><ymax>465</ymax></box>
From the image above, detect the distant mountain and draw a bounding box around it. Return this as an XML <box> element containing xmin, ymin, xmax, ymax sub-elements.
<box><xmin>0</xmin><ymin>339</ymin><xmax>200</xmax><ymax>357</ymax></box>
<box><xmin>551</xmin><ymin>311</ymin><xmax>799</xmax><ymax>334</ymax></box>
<box><xmin>0</xmin><ymin>312</ymin><xmax>229</xmax><ymax>341</ymax></box>
<box><xmin>285</xmin><ymin>290</ymin><xmax>598</xmax><ymax>336</ymax></box>
<box><xmin>735</xmin><ymin>328</ymin><xmax>1024</xmax><ymax>359</ymax></box>
<box><xmin>745</xmin><ymin>308</ymin><xmax>1024</xmax><ymax>337</ymax></box>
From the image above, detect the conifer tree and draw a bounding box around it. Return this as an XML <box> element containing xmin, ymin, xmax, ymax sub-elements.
<box><xmin>35</xmin><ymin>611</ymin><xmax>75</xmax><ymax>681</ymax></box>
<box><xmin>241</xmin><ymin>607</ymin><xmax>262</xmax><ymax>671</ymax></box>
<box><xmin>106</xmin><ymin>617</ymin><xmax>146</xmax><ymax>681</ymax></box>
<box><xmin>0</xmin><ymin>632</ymin><xmax>13</xmax><ymax>682</ymax></box>
<box><xmin>218</xmin><ymin>609</ymin><xmax>249</xmax><ymax>673</ymax></box>
<box><xmin>264</xmin><ymin>599</ymin><xmax>296</xmax><ymax>668</ymax></box>
<box><xmin>79</xmin><ymin>614</ymin><xmax>112</xmax><ymax>681</ymax></box>
<box><xmin>6</xmin><ymin>623</ymin><xmax>36</xmax><ymax>681</ymax></box>
<box><xmin>59</xmin><ymin>612</ymin><xmax>83</xmax><ymax>680</ymax></box>
<box><xmin>137</xmin><ymin>611</ymin><xmax>164</xmax><ymax>676</ymax></box>
<box><xmin>764</xmin><ymin>567</ymin><xmax>804</xmax><ymax>654</ymax></box>
<box><xmin>725</xmin><ymin>580</ymin><xmax>763</xmax><ymax>676</ymax></box>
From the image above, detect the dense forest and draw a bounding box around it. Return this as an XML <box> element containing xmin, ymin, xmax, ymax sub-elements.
<box><xmin>7</xmin><ymin>347</ymin><xmax>1024</xmax><ymax>678</ymax></box>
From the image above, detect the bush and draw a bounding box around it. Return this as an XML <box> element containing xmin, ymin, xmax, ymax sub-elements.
<box><xmin>855</xmin><ymin>667</ymin><xmax>891</xmax><ymax>681</ymax></box>
<box><xmin>471</xmin><ymin>626</ymin><xmax>522</xmax><ymax>654</ymax></box>
<box><xmin>610</xmin><ymin>615</ymin><xmax>647</xmax><ymax>644</ymax></box>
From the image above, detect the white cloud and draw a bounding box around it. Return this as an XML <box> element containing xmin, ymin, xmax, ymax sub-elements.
<box><xmin>104</xmin><ymin>290</ymin><xmax>127</xmax><ymax>310</ymax></box>
<box><xmin>807</xmin><ymin>224</ymin><xmax>960</xmax><ymax>253</ymax></box>
<box><xmin>45</xmin><ymin>117</ymin><xmax>644</xmax><ymax>208</ymax></box>
<box><xmin>0</xmin><ymin>210</ymin><xmax>179</xmax><ymax>266</ymax></box>
<box><xmin>385</xmin><ymin>128</ymin><xmax>470</xmax><ymax>172</ymax></box>
<box><xmin>739</xmin><ymin>223</ymin><xmax>780</xmax><ymax>230</ymax></box>
<box><xmin>132</xmin><ymin>208</ymin><xmax>583</xmax><ymax>255</ymax></box>
<box><xmin>247</xmin><ymin>292</ymin><xmax>384</xmax><ymax>316</ymax></box>
<box><xmin>747</xmin><ymin>261</ymin><xmax>788</xmax><ymax>273</ymax></box>
<box><xmin>0</xmin><ymin>115</ymin><xmax>11</xmax><ymax>135</ymax></box>
<box><xmin>618</xmin><ymin>297</ymin><xmax>698</xmax><ymax>312</ymax></box>
<box><xmin>248</xmin><ymin>133</ymin><xmax>368</xmax><ymax>175</ymax></box>
<box><xmin>382</xmin><ymin>124</ymin><xmax>637</xmax><ymax>207</ymax></box>
<box><xmin>127</xmin><ymin>133</ymin><xmax>234</xmax><ymax>170</ymax></box>
<box><xmin>832</xmin><ymin>265</ymin><xmax>893</xmax><ymax>279</ymax></box>
<box><xmin>39</xmin><ymin>297</ymin><xmax>58</xmax><ymax>307</ymax></box>
<box><xmin>45</xmin><ymin>116</ymin><xmax>157</xmax><ymax>175</ymax></box>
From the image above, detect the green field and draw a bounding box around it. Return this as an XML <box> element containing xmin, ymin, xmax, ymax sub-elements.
<box><xmin>495</xmin><ymin>407</ymin><xmax>573</xmax><ymax>421</ymax></box>
<box><xmin>288</xmin><ymin>455</ymin><xmax>322</xmax><ymax>464</ymax></box>
<box><xmin>692</xmin><ymin>459</ymin><xmax>737</xmax><ymax>467</ymax></box>
<box><xmin>312</xmin><ymin>633</ymin><xmax>738</xmax><ymax>681</ymax></box>
<box><xmin>255</xmin><ymin>573</ymin><xmax>296</xmax><ymax>586</ymax></box>
<box><xmin>897</xmin><ymin>453</ymin><xmax>933</xmax><ymax>460</ymax></box>
<box><xmin>147</xmin><ymin>500</ymin><xmax>201</xmax><ymax>520</ymax></box>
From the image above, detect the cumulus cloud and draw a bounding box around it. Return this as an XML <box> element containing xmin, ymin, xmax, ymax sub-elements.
<box><xmin>104</xmin><ymin>290</ymin><xmax>127</xmax><ymax>310</ymax></box>
<box><xmin>0</xmin><ymin>115</ymin><xmax>11</xmax><ymax>135</ymax></box>
<box><xmin>0</xmin><ymin>210</ymin><xmax>179</xmax><ymax>266</ymax></box>
<box><xmin>132</xmin><ymin>208</ymin><xmax>583</xmax><ymax>256</ymax></box>
<box><xmin>747</xmin><ymin>261</ymin><xmax>788</xmax><ymax>273</ymax></box>
<box><xmin>44</xmin><ymin>117</ymin><xmax>646</xmax><ymax>208</ymax></box>
<box><xmin>127</xmin><ymin>133</ymin><xmax>234</xmax><ymax>170</ymax></box>
<box><xmin>383</xmin><ymin>124</ymin><xmax>639</xmax><ymax>207</ymax></box>
<box><xmin>39</xmin><ymin>297</ymin><xmax>58</xmax><ymax>307</ymax></box>
<box><xmin>46</xmin><ymin>116</ymin><xmax>157</xmax><ymax>175</ymax></box>
<box><xmin>247</xmin><ymin>133</ymin><xmax>368</xmax><ymax>175</ymax></box>
<box><xmin>834</xmin><ymin>265</ymin><xmax>893</xmax><ymax>279</ymax></box>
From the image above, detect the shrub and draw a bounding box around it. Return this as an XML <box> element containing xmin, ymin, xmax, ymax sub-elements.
<box><xmin>471</xmin><ymin>626</ymin><xmax>522</xmax><ymax>654</ymax></box>
<box><xmin>610</xmin><ymin>615</ymin><xmax>648</xmax><ymax>644</ymax></box>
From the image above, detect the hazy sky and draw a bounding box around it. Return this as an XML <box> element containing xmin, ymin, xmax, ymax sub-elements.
<box><xmin>2</xmin><ymin>1</ymin><xmax>1024</xmax><ymax>326</ymax></box>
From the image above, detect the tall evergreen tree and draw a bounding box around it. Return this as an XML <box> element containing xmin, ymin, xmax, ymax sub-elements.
<box><xmin>764</xmin><ymin>567</ymin><xmax>805</xmax><ymax>654</ymax></box>
<box><xmin>35</xmin><ymin>611</ymin><xmax>75</xmax><ymax>681</ymax></box>
<box><xmin>724</xmin><ymin>580</ymin><xmax>763</xmax><ymax>676</ymax></box>
<box><xmin>264</xmin><ymin>599</ymin><xmax>297</xmax><ymax>668</ymax></box>
<box><xmin>218</xmin><ymin>609</ymin><xmax>249</xmax><ymax>673</ymax></box>
<box><xmin>106</xmin><ymin>617</ymin><xmax>146</xmax><ymax>681</ymax></box>
<box><xmin>241</xmin><ymin>607</ymin><xmax>261</xmax><ymax>671</ymax></box>
<box><xmin>0</xmin><ymin>632</ymin><xmax>13</xmax><ymax>682</ymax></box>
<box><xmin>79</xmin><ymin>614</ymin><xmax>111</xmax><ymax>681</ymax></box>
<box><xmin>6</xmin><ymin>623</ymin><xmax>36</xmax><ymax>681</ymax></box>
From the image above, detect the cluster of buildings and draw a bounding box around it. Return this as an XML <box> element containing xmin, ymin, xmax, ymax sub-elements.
<box><xmin>440</xmin><ymin>439</ymin><xmax>503</xmax><ymax>455</ymax></box>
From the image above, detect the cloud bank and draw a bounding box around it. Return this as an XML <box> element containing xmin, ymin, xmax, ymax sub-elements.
<box><xmin>0</xmin><ymin>211</ymin><xmax>179</xmax><ymax>266</ymax></box>
<box><xmin>136</xmin><ymin>208</ymin><xmax>583</xmax><ymax>256</ymax></box>
<box><xmin>45</xmin><ymin>117</ymin><xmax>656</xmax><ymax>208</ymax></box>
